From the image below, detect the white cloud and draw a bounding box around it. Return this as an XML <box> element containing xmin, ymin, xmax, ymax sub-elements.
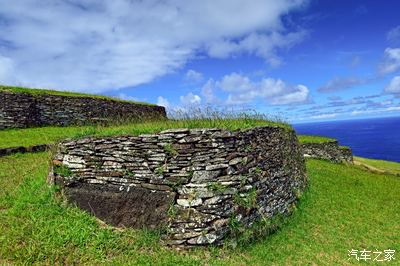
<box><xmin>157</xmin><ymin>96</ymin><xmax>170</xmax><ymax>109</ymax></box>
<box><xmin>207</xmin><ymin>31</ymin><xmax>307</xmax><ymax>65</ymax></box>
<box><xmin>201</xmin><ymin>79</ymin><xmax>219</xmax><ymax>104</ymax></box>
<box><xmin>318</xmin><ymin>77</ymin><xmax>365</xmax><ymax>92</ymax></box>
<box><xmin>387</xmin><ymin>26</ymin><xmax>400</xmax><ymax>45</ymax></box>
<box><xmin>180</xmin><ymin>92</ymin><xmax>201</xmax><ymax>106</ymax></box>
<box><xmin>116</xmin><ymin>93</ymin><xmax>141</xmax><ymax>102</ymax></box>
<box><xmin>310</xmin><ymin>113</ymin><xmax>337</xmax><ymax>119</ymax></box>
<box><xmin>0</xmin><ymin>0</ymin><xmax>306</xmax><ymax>92</ymax></box>
<box><xmin>270</xmin><ymin>84</ymin><xmax>309</xmax><ymax>105</ymax></box>
<box><xmin>216</xmin><ymin>72</ymin><xmax>309</xmax><ymax>105</ymax></box>
<box><xmin>185</xmin><ymin>70</ymin><xmax>203</xmax><ymax>83</ymax></box>
<box><xmin>379</xmin><ymin>48</ymin><xmax>400</xmax><ymax>74</ymax></box>
<box><xmin>351</xmin><ymin>106</ymin><xmax>400</xmax><ymax>116</ymax></box>
<box><xmin>385</xmin><ymin>76</ymin><xmax>400</xmax><ymax>94</ymax></box>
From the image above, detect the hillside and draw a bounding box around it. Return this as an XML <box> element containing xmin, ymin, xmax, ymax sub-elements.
<box><xmin>0</xmin><ymin>151</ymin><xmax>398</xmax><ymax>265</ymax></box>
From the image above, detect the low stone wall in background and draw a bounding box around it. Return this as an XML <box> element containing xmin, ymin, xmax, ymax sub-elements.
<box><xmin>49</xmin><ymin>126</ymin><xmax>307</xmax><ymax>248</ymax></box>
<box><xmin>301</xmin><ymin>141</ymin><xmax>353</xmax><ymax>163</ymax></box>
<box><xmin>0</xmin><ymin>91</ymin><xmax>166</xmax><ymax>129</ymax></box>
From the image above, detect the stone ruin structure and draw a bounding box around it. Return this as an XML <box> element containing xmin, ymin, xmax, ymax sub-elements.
<box><xmin>49</xmin><ymin>126</ymin><xmax>307</xmax><ymax>247</ymax></box>
<box><xmin>0</xmin><ymin>89</ymin><xmax>166</xmax><ymax>129</ymax></box>
<box><xmin>301</xmin><ymin>140</ymin><xmax>353</xmax><ymax>163</ymax></box>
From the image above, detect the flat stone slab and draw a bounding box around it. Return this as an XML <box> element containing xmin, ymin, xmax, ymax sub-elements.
<box><xmin>64</xmin><ymin>182</ymin><xmax>175</xmax><ymax>229</ymax></box>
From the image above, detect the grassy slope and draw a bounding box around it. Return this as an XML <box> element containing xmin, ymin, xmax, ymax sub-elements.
<box><xmin>354</xmin><ymin>156</ymin><xmax>400</xmax><ymax>176</ymax></box>
<box><xmin>298</xmin><ymin>135</ymin><xmax>336</xmax><ymax>144</ymax></box>
<box><xmin>0</xmin><ymin>153</ymin><xmax>398</xmax><ymax>265</ymax></box>
<box><xmin>0</xmin><ymin>85</ymin><xmax>153</xmax><ymax>106</ymax></box>
<box><xmin>0</xmin><ymin>119</ymin><xmax>289</xmax><ymax>149</ymax></box>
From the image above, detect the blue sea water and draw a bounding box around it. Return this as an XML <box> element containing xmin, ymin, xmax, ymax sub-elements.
<box><xmin>293</xmin><ymin>116</ymin><xmax>400</xmax><ymax>163</ymax></box>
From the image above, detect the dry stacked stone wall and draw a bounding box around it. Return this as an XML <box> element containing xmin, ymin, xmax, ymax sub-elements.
<box><xmin>49</xmin><ymin>126</ymin><xmax>307</xmax><ymax>247</ymax></box>
<box><xmin>0</xmin><ymin>91</ymin><xmax>166</xmax><ymax>129</ymax></box>
<box><xmin>301</xmin><ymin>140</ymin><xmax>353</xmax><ymax>163</ymax></box>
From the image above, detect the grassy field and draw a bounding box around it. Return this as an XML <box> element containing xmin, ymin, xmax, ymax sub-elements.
<box><xmin>0</xmin><ymin>85</ymin><xmax>153</xmax><ymax>105</ymax></box>
<box><xmin>297</xmin><ymin>135</ymin><xmax>336</xmax><ymax>144</ymax></box>
<box><xmin>354</xmin><ymin>156</ymin><xmax>400</xmax><ymax>176</ymax></box>
<box><xmin>0</xmin><ymin>152</ymin><xmax>398</xmax><ymax>265</ymax></box>
<box><xmin>0</xmin><ymin>119</ymin><xmax>288</xmax><ymax>149</ymax></box>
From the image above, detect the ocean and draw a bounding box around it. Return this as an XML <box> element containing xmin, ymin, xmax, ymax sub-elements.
<box><xmin>293</xmin><ymin>116</ymin><xmax>400</xmax><ymax>163</ymax></box>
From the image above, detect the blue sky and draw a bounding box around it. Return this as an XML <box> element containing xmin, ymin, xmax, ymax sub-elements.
<box><xmin>1</xmin><ymin>0</ymin><xmax>400</xmax><ymax>123</ymax></box>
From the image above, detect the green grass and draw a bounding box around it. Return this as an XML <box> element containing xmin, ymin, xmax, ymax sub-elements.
<box><xmin>1</xmin><ymin>153</ymin><xmax>398</xmax><ymax>265</ymax></box>
<box><xmin>354</xmin><ymin>156</ymin><xmax>400</xmax><ymax>176</ymax></box>
<box><xmin>0</xmin><ymin>85</ymin><xmax>154</xmax><ymax>106</ymax></box>
<box><xmin>0</xmin><ymin>119</ymin><xmax>289</xmax><ymax>149</ymax></box>
<box><xmin>298</xmin><ymin>135</ymin><xmax>336</xmax><ymax>144</ymax></box>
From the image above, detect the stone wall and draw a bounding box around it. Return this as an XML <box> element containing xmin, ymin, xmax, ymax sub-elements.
<box><xmin>0</xmin><ymin>91</ymin><xmax>166</xmax><ymax>129</ymax></box>
<box><xmin>301</xmin><ymin>140</ymin><xmax>353</xmax><ymax>163</ymax></box>
<box><xmin>49</xmin><ymin>126</ymin><xmax>307</xmax><ymax>248</ymax></box>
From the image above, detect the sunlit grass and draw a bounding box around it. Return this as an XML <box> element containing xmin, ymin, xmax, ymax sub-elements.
<box><xmin>354</xmin><ymin>156</ymin><xmax>400</xmax><ymax>176</ymax></box>
<box><xmin>0</xmin><ymin>115</ymin><xmax>289</xmax><ymax>149</ymax></box>
<box><xmin>1</xmin><ymin>153</ymin><xmax>398</xmax><ymax>265</ymax></box>
<box><xmin>298</xmin><ymin>135</ymin><xmax>336</xmax><ymax>144</ymax></box>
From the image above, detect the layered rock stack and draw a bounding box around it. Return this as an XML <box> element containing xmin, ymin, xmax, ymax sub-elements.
<box><xmin>301</xmin><ymin>140</ymin><xmax>353</xmax><ymax>163</ymax></box>
<box><xmin>49</xmin><ymin>126</ymin><xmax>307</xmax><ymax>247</ymax></box>
<box><xmin>0</xmin><ymin>90</ymin><xmax>166</xmax><ymax>129</ymax></box>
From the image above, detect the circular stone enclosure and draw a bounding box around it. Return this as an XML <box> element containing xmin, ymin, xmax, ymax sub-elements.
<box><xmin>49</xmin><ymin>126</ymin><xmax>307</xmax><ymax>247</ymax></box>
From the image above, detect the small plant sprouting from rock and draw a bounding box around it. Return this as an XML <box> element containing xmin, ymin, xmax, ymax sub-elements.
<box><xmin>53</xmin><ymin>165</ymin><xmax>73</xmax><ymax>177</ymax></box>
<box><xmin>166</xmin><ymin>178</ymin><xmax>186</xmax><ymax>191</ymax></box>
<box><xmin>239</xmin><ymin>175</ymin><xmax>248</xmax><ymax>186</ymax></box>
<box><xmin>155</xmin><ymin>165</ymin><xmax>166</xmax><ymax>177</ymax></box>
<box><xmin>244</xmin><ymin>145</ymin><xmax>252</xmax><ymax>152</ymax></box>
<box><xmin>124</xmin><ymin>169</ymin><xmax>135</xmax><ymax>177</ymax></box>
<box><xmin>254</xmin><ymin>166</ymin><xmax>262</xmax><ymax>174</ymax></box>
<box><xmin>94</xmin><ymin>161</ymin><xmax>103</xmax><ymax>170</ymax></box>
<box><xmin>167</xmin><ymin>204</ymin><xmax>178</xmax><ymax>219</ymax></box>
<box><xmin>233</xmin><ymin>188</ymin><xmax>257</xmax><ymax>209</ymax></box>
<box><xmin>207</xmin><ymin>182</ymin><xmax>227</xmax><ymax>193</ymax></box>
<box><xmin>227</xmin><ymin>214</ymin><xmax>284</xmax><ymax>248</ymax></box>
<box><xmin>163</xmin><ymin>143</ymin><xmax>178</xmax><ymax>157</ymax></box>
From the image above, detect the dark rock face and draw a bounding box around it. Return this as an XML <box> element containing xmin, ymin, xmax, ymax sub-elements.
<box><xmin>0</xmin><ymin>144</ymin><xmax>49</xmax><ymax>157</ymax></box>
<box><xmin>301</xmin><ymin>141</ymin><xmax>353</xmax><ymax>163</ymax></box>
<box><xmin>49</xmin><ymin>126</ymin><xmax>307</xmax><ymax>247</ymax></box>
<box><xmin>0</xmin><ymin>91</ymin><xmax>166</xmax><ymax>129</ymax></box>
<box><xmin>65</xmin><ymin>182</ymin><xmax>175</xmax><ymax>229</ymax></box>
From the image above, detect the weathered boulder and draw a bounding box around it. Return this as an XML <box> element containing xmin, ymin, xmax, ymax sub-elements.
<box><xmin>49</xmin><ymin>126</ymin><xmax>307</xmax><ymax>247</ymax></box>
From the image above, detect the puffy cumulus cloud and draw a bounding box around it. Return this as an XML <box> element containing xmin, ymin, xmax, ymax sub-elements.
<box><xmin>385</xmin><ymin>76</ymin><xmax>400</xmax><ymax>94</ymax></box>
<box><xmin>209</xmin><ymin>72</ymin><xmax>309</xmax><ymax>105</ymax></box>
<box><xmin>202</xmin><ymin>73</ymin><xmax>310</xmax><ymax>108</ymax></box>
<box><xmin>156</xmin><ymin>96</ymin><xmax>170</xmax><ymax>109</ymax></box>
<box><xmin>0</xmin><ymin>0</ymin><xmax>306</xmax><ymax>92</ymax></box>
<box><xmin>180</xmin><ymin>92</ymin><xmax>201</xmax><ymax>106</ymax></box>
<box><xmin>379</xmin><ymin>48</ymin><xmax>400</xmax><ymax>75</ymax></box>
<box><xmin>206</xmin><ymin>30</ymin><xmax>308</xmax><ymax>66</ymax></box>
<box><xmin>185</xmin><ymin>70</ymin><xmax>203</xmax><ymax>83</ymax></box>
<box><xmin>317</xmin><ymin>77</ymin><xmax>365</xmax><ymax>92</ymax></box>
